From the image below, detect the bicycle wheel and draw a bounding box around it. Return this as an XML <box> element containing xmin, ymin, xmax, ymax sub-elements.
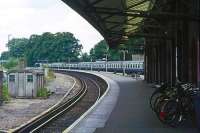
<box><xmin>150</xmin><ymin>91</ymin><xmax>163</xmax><ymax>111</ymax></box>
<box><xmin>158</xmin><ymin>99</ymin><xmax>181</xmax><ymax>127</ymax></box>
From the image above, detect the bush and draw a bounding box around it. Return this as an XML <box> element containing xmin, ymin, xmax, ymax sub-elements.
<box><xmin>48</xmin><ymin>69</ymin><xmax>55</xmax><ymax>79</ymax></box>
<box><xmin>37</xmin><ymin>88</ymin><xmax>49</xmax><ymax>98</ymax></box>
<box><xmin>2</xmin><ymin>83</ymin><xmax>10</xmax><ymax>101</ymax></box>
<box><xmin>45</xmin><ymin>69</ymin><xmax>55</xmax><ymax>82</ymax></box>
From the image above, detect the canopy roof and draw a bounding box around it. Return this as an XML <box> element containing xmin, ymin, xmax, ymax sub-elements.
<box><xmin>62</xmin><ymin>0</ymin><xmax>155</xmax><ymax>47</ymax></box>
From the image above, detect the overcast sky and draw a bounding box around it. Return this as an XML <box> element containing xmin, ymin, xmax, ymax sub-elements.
<box><xmin>0</xmin><ymin>0</ymin><xmax>103</xmax><ymax>54</ymax></box>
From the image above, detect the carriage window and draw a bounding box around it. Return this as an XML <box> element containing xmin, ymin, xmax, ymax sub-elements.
<box><xmin>9</xmin><ymin>75</ymin><xmax>15</xmax><ymax>82</ymax></box>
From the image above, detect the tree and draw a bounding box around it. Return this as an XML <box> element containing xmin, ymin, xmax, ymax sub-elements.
<box><xmin>0</xmin><ymin>51</ymin><xmax>10</xmax><ymax>60</ymax></box>
<box><xmin>7</xmin><ymin>38</ymin><xmax>29</xmax><ymax>58</ymax></box>
<box><xmin>2</xmin><ymin>58</ymin><xmax>18</xmax><ymax>70</ymax></box>
<box><xmin>81</xmin><ymin>53</ymin><xmax>90</xmax><ymax>62</ymax></box>
<box><xmin>2</xmin><ymin>32</ymin><xmax>83</xmax><ymax>66</ymax></box>
<box><xmin>90</xmin><ymin>40</ymin><xmax>121</xmax><ymax>61</ymax></box>
<box><xmin>122</xmin><ymin>37</ymin><xmax>145</xmax><ymax>60</ymax></box>
<box><xmin>89</xmin><ymin>38</ymin><xmax>144</xmax><ymax>61</ymax></box>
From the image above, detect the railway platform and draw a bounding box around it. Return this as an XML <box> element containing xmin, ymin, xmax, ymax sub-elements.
<box><xmin>68</xmin><ymin>72</ymin><xmax>199</xmax><ymax>133</ymax></box>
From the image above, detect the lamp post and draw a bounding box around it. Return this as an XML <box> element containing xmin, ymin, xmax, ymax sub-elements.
<box><xmin>68</xmin><ymin>57</ymin><xmax>70</xmax><ymax>70</ymax></box>
<box><xmin>105</xmin><ymin>53</ymin><xmax>108</xmax><ymax>72</ymax></box>
<box><xmin>8</xmin><ymin>34</ymin><xmax>12</xmax><ymax>43</ymax></box>
<box><xmin>90</xmin><ymin>49</ymin><xmax>95</xmax><ymax>71</ymax></box>
<box><xmin>120</xmin><ymin>50</ymin><xmax>128</xmax><ymax>76</ymax></box>
<box><xmin>90</xmin><ymin>57</ymin><xmax>93</xmax><ymax>71</ymax></box>
<box><xmin>104</xmin><ymin>48</ymin><xmax>109</xmax><ymax>72</ymax></box>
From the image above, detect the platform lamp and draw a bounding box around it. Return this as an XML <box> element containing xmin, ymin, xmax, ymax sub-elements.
<box><xmin>119</xmin><ymin>36</ymin><xmax>129</xmax><ymax>75</ymax></box>
<box><xmin>121</xmin><ymin>50</ymin><xmax>128</xmax><ymax>76</ymax></box>
<box><xmin>104</xmin><ymin>47</ymin><xmax>109</xmax><ymax>72</ymax></box>
<box><xmin>90</xmin><ymin>49</ymin><xmax>95</xmax><ymax>71</ymax></box>
<box><xmin>68</xmin><ymin>57</ymin><xmax>71</xmax><ymax>70</ymax></box>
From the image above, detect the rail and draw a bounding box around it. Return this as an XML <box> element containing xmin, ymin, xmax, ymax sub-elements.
<box><xmin>10</xmin><ymin>70</ymin><xmax>107</xmax><ymax>133</ymax></box>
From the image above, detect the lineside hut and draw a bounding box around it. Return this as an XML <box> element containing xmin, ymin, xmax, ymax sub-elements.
<box><xmin>0</xmin><ymin>71</ymin><xmax>3</xmax><ymax>105</ymax></box>
<box><xmin>8</xmin><ymin>70</ymin><xmax>44</xmax><ymax>98</ymax></box>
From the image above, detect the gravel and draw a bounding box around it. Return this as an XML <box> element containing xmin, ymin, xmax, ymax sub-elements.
<box><xmin>0</xmin><ymin>73</ymin><xmax>80</xmax><ymax>130</ymax></box>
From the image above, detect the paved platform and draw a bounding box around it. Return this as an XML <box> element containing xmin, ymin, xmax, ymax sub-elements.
<box><xmin>68</xmin><ymin>71</ymin><xmax>199</xmax><ymax>133</ymax></box>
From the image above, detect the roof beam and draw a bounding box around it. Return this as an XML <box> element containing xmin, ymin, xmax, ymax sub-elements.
<box><xmin>105</xmin><ymin>20</ymin><xmax>139</xmax><ymax>26</ymax></box>
<box><xmin>106</xmin><ymin>17</ymin><xmax>138</xmax><ymax>31</ymax></box>
<box><xmin>105</xmin><ymin>20</ymin><xmax>164</xmax><ymax>30</ymax></box>
<box><xmin>106</xmin><ymin>30</ymin><xmax>172</xmax><ymax>40</ymax></box>
<box><xmin>127</xmin><ymin>0</ymin><xmax>149</xmax><ymax>10</ymax></box>
<box><xmin>101</xmin><ymin>14</ymin><xmax>114</xmax><ymax>21</ymax></box>
<box><xmin>85</xmin><ymin>0</ymin><xmax>105</xmax><ymax>8</ymax></box>
<box><xmin>86</xmin><ymin>7</ymin><xmax>200</xmax><ymax>21</ymax></box>
<box><xmin>129</xmin><ymin>33</ymin><xmax>173</xmax><ymax>40</ymax></box>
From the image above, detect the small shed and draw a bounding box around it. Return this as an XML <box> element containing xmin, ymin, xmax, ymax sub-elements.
<box><xmin>0</xmin><ymin>71</ymin><xmax>3</xmax><ymax>104</ymax></box>
<box><xmin>8</xmin><ymin>69</ymin><xmax>44</xmax><ymax>98</ymax></box>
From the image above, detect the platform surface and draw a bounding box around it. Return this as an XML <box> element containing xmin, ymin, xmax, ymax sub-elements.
<box><xmin>68</xmin><ymin>71</ymin><xmax>199</xmax><ymax>133</ymax></box>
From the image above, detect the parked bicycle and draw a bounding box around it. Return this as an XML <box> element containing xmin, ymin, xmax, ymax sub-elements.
<box><xmin>150</xmin><ymin>81</ymin><xmax>199</xmax><ymax>127</ymax></box>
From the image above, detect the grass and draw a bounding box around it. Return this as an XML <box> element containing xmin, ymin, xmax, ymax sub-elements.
<box><xmin>2</xmin><ymin>83</ymin><xmax>10</xmax><ymax>101</ymax></box>
<box><xmin>45</xmin><ymin>69</ymin><xmax>55</xmax><ymax>82</ymax></box>
<box><xmin>48</xmin><ymin>69</ymin><xmax>55</xmax><ymax>80</ymax></box>
<box><xmin>37</xmin><ymin>88</ymin><xmax>50</xmax><ymax>98</ymax></box>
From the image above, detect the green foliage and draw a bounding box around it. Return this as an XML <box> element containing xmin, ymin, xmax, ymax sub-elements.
<box><xmin>89</xmin><ymin>38</ymin><xmax>144</xmax><ymax>61</ymax></box>
<box><xmin>81</xmin><ymin>53</ymin><xmax>90</xmax><ymax>62</ymax></box>
<box><xmin>0</xmin><ymin>51</ymin><xmax>10</xmax><ymax>60</ymax></box>
<box><xmin>2</xmin><ymin>83</ymin><xmax>10</xmax><ymax>101</ymax></box>
<box><xmin>47</xmin><ymin>69</ymin><xmax>55</xmax><ymax>80</ymax></box>
<box><xmin>3</xmin><ymin>58</ymin><xmax>18</xmax><ymax>70</ymax></box>
<box><xmin>7</xmin><ymin>38</ymin><xmax>29</xmax><ymax>58</ymax></box>
<box><xmin>1</xmin><ymin>32</ymin><xmax>144</xmax><ymax>65</ymax></box>
<box><xmin>37</xmin><ymin>88</ymin><xmax>49</xmax><ymax>98</ymax></box>
<box><xmin>124</xmin><ymin>37</ymin><xmax>144</xmax><ymax>53</ymax></box>
<box><xmin>1</xmin><ymin>32</ymin><xmax>82</xmax><ymax>66</ymax></box>
<box><xmin>90</xmin><ymin>40</ymin><xmax>120</xmax><ymax>61</ymax></box>
<box><xmin>108</xmin><ymin>49</ymin><xmax>121</xmax><ymax>61</ymax></box>
<box><xmin>26</xmin><ymin>32</ymin><xmax>82</xmax><ymax>66</ymax></box>
<box><xmin>90</xmin><ymin>40</ymin><xmax>108</xmax><ymax>60</ymax></box>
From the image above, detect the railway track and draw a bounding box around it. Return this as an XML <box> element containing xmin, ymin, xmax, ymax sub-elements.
<box><xmin>11</xmin><ymin>71</ymin><xmax>107</xmax><ymax>133</ymax></box>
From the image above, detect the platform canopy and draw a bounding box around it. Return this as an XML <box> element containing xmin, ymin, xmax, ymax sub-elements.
<box><xmin>62</xmin><ymin>0</ymin><xmax>155</xmax><ymax>47</ymax></box>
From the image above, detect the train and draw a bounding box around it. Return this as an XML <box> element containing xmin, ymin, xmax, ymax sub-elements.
<box><xmin>41</xmin><ymin>60</ymin><xmax>144</xmax><ymax>74</ymax></box>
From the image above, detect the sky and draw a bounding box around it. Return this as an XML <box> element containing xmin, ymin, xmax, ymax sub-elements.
<box><xmin>0</xmin><ymin>0</ymin><xmax>103</xmax><ymax>54</ymax></box>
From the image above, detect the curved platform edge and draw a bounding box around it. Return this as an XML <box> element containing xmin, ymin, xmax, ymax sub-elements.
<box><xmin>62</xmin><ymin>70</ymin><xmax>120</xmax><ymax>133</ymax></box>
